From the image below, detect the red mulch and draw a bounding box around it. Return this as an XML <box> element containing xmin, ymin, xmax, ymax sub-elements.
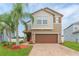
<box><xmin>3</xmin><ymin>44</ymin><xmax>28</xmax><ymax>50</ymax></box>
<box><xmin>20</xmin><ymin>45</ymin><xmax>28</xmax><ymax>48</ymax></box>
<box><xmin>12</xmin><ymin>44</ymin><xmax>28</xmax><ymax>49</ymax></box>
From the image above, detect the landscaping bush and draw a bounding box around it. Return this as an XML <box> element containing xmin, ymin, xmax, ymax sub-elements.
<box><xmin>29</xmin><ymin>40</ymin><xmax>33</xmax><ymax>44</ymax></box>
<box><xmin>1</xmin><ymin>41</ymin><xmax>10</xmax><ymax>47</ymax></box>
<box><xmin>2</xmin><ymin>43</ymin><xmax>8</xmax><ymax>46</ymax></box>
<box><xmin>1</xmin><ymin>41</ymin><xmax>8</xmax><ymax>44</ymax></box>
<box><xmin>2</xmin><ymin>42</ymin><xmax>15</xmax><ymax>48</ymax></box>
<box><xmin>12</xmin><ymin>42</ymin><xmax>16</xmax><ymax>45</ymax></box>
<box><xmin>19</xmin><ymin>40</ymin><xmax>24</xmax><ymax>44</ymax></box>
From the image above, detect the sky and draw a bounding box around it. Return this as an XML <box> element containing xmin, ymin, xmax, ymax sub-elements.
<box><xmin>0</xmin><ymin>3</ymin><xmax>79</xmax><ymax>36</ymax></box>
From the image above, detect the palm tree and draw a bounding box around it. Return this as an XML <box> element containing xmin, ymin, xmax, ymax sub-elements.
<box><xmin>11</xmin><ymin>3</ymin><xmax>34</xmax><ymax>46</ymax></box>
<box><xmin>3</xmin><ymin>14</ymin><xmax>15</xmax><ymax>43</ymax></box>
<box><xmin>0</xmin><ymin>14</ymin><xmax>8</xmax><ymax>41</ymax></box>
<box><xmin>0</xmin><ymin>22</ymin><xmax>5</xmax><ymax>41</ymax></box>
<box><xmin>0</xmin><ymin>13</ymin><xmax>15</xmax><ymax>42</ymax></box>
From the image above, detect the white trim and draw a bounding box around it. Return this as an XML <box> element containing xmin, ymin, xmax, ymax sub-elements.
<box><xmin>53</xmin><ymin>23</ymin><xmax>61</xmax><ymax>24</ymax></box>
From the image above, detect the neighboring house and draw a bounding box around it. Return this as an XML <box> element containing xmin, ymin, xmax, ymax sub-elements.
<box><xmin>1</xmin><ymin>28</ymin><xmax>16</xmax><ymax>42</ymax></box>
<box><xmin>25</xmin><ymin>7</ymin><xmax>63</xmax><ymax>43</ymax></box>
<box><xmin>64</xmin><ymin>22</ymin><xmax>79</xmax><ymax>42</ymax></box>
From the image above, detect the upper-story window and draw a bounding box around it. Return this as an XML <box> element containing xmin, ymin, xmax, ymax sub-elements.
<box><xmin>37</xmin><ymin>19</ymin><xmax>42</xmax><ymax>24</ymax></box>
<box><xmin>43</xmin><ymin>20</ymin><xmax>47</xmax><ymax>24</ymax></box>
<box><xmin>73</xmin><ymin>25</ymin><xmax>79</xmax><ymax>31</ymax></box>
<box><xmin>55</xmin><ymin>17</ymin><xmax>59</xmax><ymax>23</ymax></box>
<box><xmin>75</xmin><ymin>27</ymin><xmax>78</xmax><ymax>30</ymax></box>
<box><xmin>37</xmin><ymin>16</ymin><xmax>47</xmax><ymax>25</ymax></box>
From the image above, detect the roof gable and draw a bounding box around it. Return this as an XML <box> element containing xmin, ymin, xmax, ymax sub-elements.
<box><xmin>32</xmin><ymin>7</ymin><xmax>63</xmax><ymax>17</ymax></box>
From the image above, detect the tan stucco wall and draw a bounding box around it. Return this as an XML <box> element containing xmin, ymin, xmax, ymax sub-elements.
<box><xmin>53</xmin><ymin>23</ymin><xmax>62</xmax><ymax>32</ymax></box>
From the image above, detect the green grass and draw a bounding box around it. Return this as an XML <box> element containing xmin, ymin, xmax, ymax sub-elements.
<box><xmin>63</xmin><ymin>41</ymin><xmax>79</xmax><ymax>51</ymax></box>
<box><xmin>0</xmin><ymin>44</ymin><xmax>33</xmax><ymax>56</ymax></box>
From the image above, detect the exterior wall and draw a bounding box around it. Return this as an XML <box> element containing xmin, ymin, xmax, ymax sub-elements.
<box><xmin>64</xmin><ymin>25</ymin><xmax>76</xmax><ymax>42</ymax></box>
<box><xmin>32</xmin><ymin>30</ymin><xmax>62</xmax><ymax>43</ymax></box>
<box><xmin>53</xmin><ymin>17</ymin><xmax>62</xmax><ymax>43</ymax></box>
<box><xmin>73</xmin><ymin>24</ymin><xmax>79</xmax><ymax>32</ymax></box>
<box><xmin>32</xmin><ymin>10</ymin><xmax>53</xmax><ymax>29</ymax></box>
<box><xmin>74</xmin><ymin>33</ymin><xmax>79</xmax><ymax>42</ymax></box>
<box><xmin>53</xmin><ymin>23</ymin><xmax>61</xmax><ymax>32</ymax></box>
<box><xmin>73</xmin><ymin>24</ymin><xmax>79</xmax><ymax>42</ymax></box>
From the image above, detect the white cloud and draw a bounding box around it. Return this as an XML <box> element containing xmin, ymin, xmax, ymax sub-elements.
<box><xmin>59</xmin><ymin>5</ymin><xmax>79</xmax><ymax>18</ymax></box>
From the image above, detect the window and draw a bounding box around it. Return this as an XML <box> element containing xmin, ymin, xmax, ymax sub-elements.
<box><xmin>55</xmin><ymin>17</ymin><xmax>59</xmax><ymax>23</ymax></box>
<box><xmin>37</xmin><ymin>16</ymin><xmax>48</xmax><ymax>25</ymax></box>
<box><xmin>37</xmin><ymin>20</ymin><xmax>42</xmax><ymax>24</ymax></box>
<box><xmin>75</xmin><ymin>27</ymin><xmax>77</xmax><ymax>29</ymax></box>
<box><xmin>43</xmin><ymin>16</ymin><xmax>47</xmax><ymax>24</ymax></box>
<box><xmin>43</xmin><ymin>20</ymin><xmax>47</xmax><ymax>24</ymax></box>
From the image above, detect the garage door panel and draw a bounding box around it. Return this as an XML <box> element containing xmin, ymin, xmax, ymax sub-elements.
<box><xmin>35</xmin><ymin>34</ymin><xmax>58</xmax><ymax>43</ymax></box>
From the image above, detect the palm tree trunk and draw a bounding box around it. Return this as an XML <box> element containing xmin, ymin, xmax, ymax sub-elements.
<box><xmin>16</xmin><ymin>27</ymin><xmax>19</xmax><ymax>46</ymax></box>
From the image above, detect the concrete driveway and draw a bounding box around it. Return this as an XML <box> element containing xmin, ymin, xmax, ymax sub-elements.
<box><xmin>29</xmin><ymin>44</ymin><xmax>79</xmax><ymax>56</ymax></box>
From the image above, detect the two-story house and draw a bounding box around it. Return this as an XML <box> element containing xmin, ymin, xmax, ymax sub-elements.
<box><xmin>25</xmin><ymin>8</ymin><xmax>63</xmax><ymax>43</ymax></box>
<box><xmin>64</xmin><ymin>22</ymin><xmax>79</xmax><ymax>42</ymax></box>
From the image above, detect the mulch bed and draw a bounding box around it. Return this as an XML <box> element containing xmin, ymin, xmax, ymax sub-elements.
<box><xmin>3</xmin><ymin>44</ymin><xmax>28</xmax><ymax>50</ymax></box>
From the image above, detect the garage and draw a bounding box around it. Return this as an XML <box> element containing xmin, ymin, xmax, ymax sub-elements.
<box><xmin>35</xmin><ymin>34</ymin><xmax>58</xmax><ymax>43</ymax></box>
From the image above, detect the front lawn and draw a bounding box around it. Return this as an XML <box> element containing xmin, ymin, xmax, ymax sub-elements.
<box><xmin>0</xmin><ymin>44</ymin><xmax>33</xmax><ymax>56</ymax></box>
<box><xmin>63</xmin><ymin>41</ymin><xmax>79</xmax><ymax>51</ymax></box>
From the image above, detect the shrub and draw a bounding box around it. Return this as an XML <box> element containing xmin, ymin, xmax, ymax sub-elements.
<box><xmin>29</xmin><ymin>41</ymin><xmax>33</xmax><ymax>44</ymax></box>
<box><xmin>1</xmin><ymin>41</ymin><xmax>8</xmax><ymax>44</ymax></box>
<box><xmin>2</xmin><ymin>42</ymin><xmax>9</xmax><ymax>46</ymax></box>
<box><xmin>12</xmin><ymin>42</ymin><xmax>16</xmax><ymax>45</ymax></box>
<box><xmin>19</xmin><ymin>40</ymin><xmax>24</xmax><ymax>44</ymax></box>
<box><xmin>2</xmin><ymin>42</ymin><xmax>14</xmax><ymax>48</ymax></box>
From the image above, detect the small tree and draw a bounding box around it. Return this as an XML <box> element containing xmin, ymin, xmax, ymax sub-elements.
<box><xmin>11</xmin><ymin>3</ymin><xmax>34</xmax><ymax>46</ymax></box>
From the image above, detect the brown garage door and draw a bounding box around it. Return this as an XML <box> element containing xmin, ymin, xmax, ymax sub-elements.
<box><xmin>35</xmin><ymin>34</ymin><xmax>58</xmax><ymax>43</ymax></box>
